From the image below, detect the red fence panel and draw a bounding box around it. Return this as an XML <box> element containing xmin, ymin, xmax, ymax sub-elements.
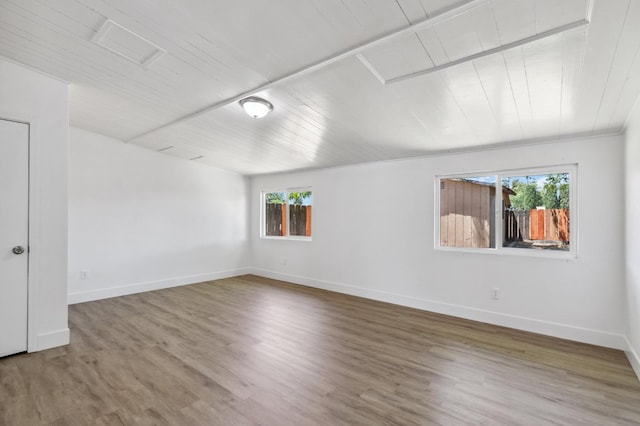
<box><xmin>530</xmin><ymin>210</ymin><xmax>545</xmax><ymax>240</ymax></box>
<box><xmin>528</xmin><ymin>209</ymin><xmax>569</xmax><ymax>241</ymax></box>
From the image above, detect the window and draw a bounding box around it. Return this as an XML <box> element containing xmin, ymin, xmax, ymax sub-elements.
<box><xmin>262</xmin><ymin>188</ymin><xmax>312</xmax><ymax>239</ymax></box>
<box><xmin>436</xmin><ymin>166</ymin><xmax>576</xmax><ymax>257</ymax></box>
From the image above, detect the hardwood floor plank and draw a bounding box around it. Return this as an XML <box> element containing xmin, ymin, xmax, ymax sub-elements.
<box><xmin>1</xmin><ymin>274</ymin><xmax>639</xmax><ymax>425</ymax></box>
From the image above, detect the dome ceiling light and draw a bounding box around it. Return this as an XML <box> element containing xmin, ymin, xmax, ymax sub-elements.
<box><xmin>239</xmin><ymin>96</ymin><xmax>273</xmax><ymax>118</ymax></box>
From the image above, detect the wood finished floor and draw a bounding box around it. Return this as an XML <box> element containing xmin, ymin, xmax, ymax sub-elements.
<box><xmin>1</xmin><ymin>275</ymin><xmax>639</xmax><ymax>425</ymax></box>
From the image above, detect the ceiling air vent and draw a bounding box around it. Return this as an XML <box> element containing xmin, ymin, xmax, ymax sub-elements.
<box><xmin>92</xmin><ymin>19</ymin><xmax>165</xmax><ymax>67</ymax></box>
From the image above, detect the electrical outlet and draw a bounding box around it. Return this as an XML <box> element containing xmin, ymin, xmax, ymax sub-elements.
<box><xmin>491</xmin><ymin>287</ymin><xmax>500</xmax><ymax>300</ymax></box>
<box><xmin>80</xmin><ymin>270</ymin><xmax>89</xmax><ymax>280</ymax></box>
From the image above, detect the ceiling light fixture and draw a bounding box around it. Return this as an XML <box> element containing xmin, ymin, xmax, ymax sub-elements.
<box><xmin>239</xmin><ymin>96</ymin><xmax>273</xmax><ymax>118</ymax></box>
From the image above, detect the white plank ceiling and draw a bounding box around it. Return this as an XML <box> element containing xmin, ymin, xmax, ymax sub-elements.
<box><xmin>1</xmin><ymin>0</ymin><xmax>639</xmax><ymax>174</ymax></box>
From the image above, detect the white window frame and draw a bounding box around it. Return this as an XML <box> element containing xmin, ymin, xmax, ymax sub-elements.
<box><xmin>261</xmin><ymin>187</ymin><xmax>313</xmax><ymax>241</ymax></box>
<box><xmin>435</xmin><ymin>164</ymin><xmax>577</xmax><ymax>259</ymax></box>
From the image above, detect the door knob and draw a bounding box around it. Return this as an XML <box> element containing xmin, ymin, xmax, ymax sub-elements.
<box><xmin>12</xmin><ymin>246</ymin><xmax>25</xmax><ymax>255</ymax></box>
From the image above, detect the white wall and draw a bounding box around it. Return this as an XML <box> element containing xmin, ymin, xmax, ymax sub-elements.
<box><xmin>0</xmin><ymin>57</ymin><xmax>69</xmax><ymax>351</ymax></box>
<box><xmin>625</xmin><ymin>104</ymin><xmax>640</xmax><ymax>377</ymax></box>
<box><xmin>68</xmin><ymin>127</ymin><xmax>251</xmax><ymax>303</ymax></box>
<box><xmin>251</xmin><ymin>135</ymin><xmax>626</xmax><ymax>349</ymax></box>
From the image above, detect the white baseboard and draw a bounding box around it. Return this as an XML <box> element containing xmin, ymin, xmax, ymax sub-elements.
<box><xmin>625</xmin><ymin>337</ymin><xmax>640</xmax><ymax>381</ymax></box>
<box><xmin>32</xmin><ymin>328</ymin><xmax>70</xmax><ymax>352</ymax></box>
<box><xmin>249</xmin><ymin>268</ymin><xmax>626</xmax><ymax>350</ymax></box>
<box><xmin>68</xmin><ymin>268</ymin><xmax>251</xmax><ymax>304</ymax></box>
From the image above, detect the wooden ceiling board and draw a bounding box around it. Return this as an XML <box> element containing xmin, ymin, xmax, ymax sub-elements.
<box><xmin>419</xmin><ymin>0</ymin><xmax>469</xmax><ymax>18</ymax></box>
<box><xmin>437</xmin><ymin>66</ymin><xmax>502</xmax><ymax>144</ymax></box>
<box><xmin>558</xmin><ymin>28</ymin><xmax>590</xmax><ymax>136</ymax></box>
<box><xmin>132</xmin><ymin>85</ymin><xmax>395</xmax><ymax>174</ymax></box>
<box><xmin>394</xmin><ymin>0</ymin><xmax>429</xmax><ymax>24</ymax></box>
<box><xmin>394</xmin><ymin>0</ymin><xmax>485</xmax><ymax>25</ymax></box>
<box><xmin>0</xmin><ymin>0</ymin><xmax>100</xmax><ymax>41</ymax></box>
<box><xmin>0</xmin><ymin>7</ymin><xmax>113</xmax><ymax>80</ymax></box>
<box><xmin>359</xmin><ymin>34</ymin><xmax>434</xmax><ymax>82</ymax></box>
<box><xmin>94</xmin><ymin>0</ymin><xmax>410</xmax><ymax>81</ymax></box>
<box><xmin>490</xmin><ymin>0</ymin><xmax>537</xmax><ymax>44</ymax></box>
<box><xmin>69</xmin><ymin>84</ymin><xmax>180</xmax><ymax>142</ymax></box>
<box><xmin>426</xmin><ymin>2</ymin><xmax>501</xmax><ymax>62</ymax></box>
<box><xmin>415</xmin><ymin>27</ymin><xmax>450</xmax><ymax>67</ymax></box>
<box><xmin>567</xmin><ymin>0</ymin><xmax>630</xmax><ymax>135</ymax></box>
<box><xmin>532</xmin><ymin>0</ymin><xmax>590</xmax><ymax>34</ymax></box>
<box><xmin>0</xmin><ymin>0</ymin><xmax>638</xmax><ymax>175</ymax></box>
<box><xmin>74</xmin><ymin>0</ymin><xmax>268</xmax><ymax>76</ymax></box>
<box><xmin>471</xmin><ymin>55</ymin><xmax>522</xmax><ymax>134</ymax></box>
<box><xmin>609</xmin><ymin>46</ymin><xmax>640</xmax><ymax>130</ymax></box>
<box><xmin>591</xmin><ymin>0</ymin><xmax>640</xmax><ymax>131</ymax></box>
<box><xmin>282</xmin><ymin>62</ymin><xmax>442</xmax><ymax>152</ymax></box>
<box><xmin>355</xmin><ymin>0</ymin><xmax>588</xmax><ymax>87</ymax></box>
<box><xmin>501</xmin><ymin>47</ymin><xmax>535</xmax><ymax>140</ymax></box>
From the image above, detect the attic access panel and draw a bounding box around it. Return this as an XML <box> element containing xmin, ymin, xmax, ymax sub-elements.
<box><xmin>92</xmin><ymin>19</ymin><xmax>166</xmax><ymax>67</ymax></box>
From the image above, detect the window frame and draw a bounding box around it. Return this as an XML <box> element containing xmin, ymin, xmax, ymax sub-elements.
<box><xmin>435</xmin><ymin>164</ymin><xmax>577</xmax><ymax>259</ymax></box>
<box><xmin>261</xmin><ymin>187</ymin><xmax>313</xmax><ymax>241</ymax></box>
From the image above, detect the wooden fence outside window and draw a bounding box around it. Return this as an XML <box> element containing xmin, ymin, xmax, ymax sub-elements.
<box><xmin>265</xmin><ymin>204</ymin><xmax>312</xmax><ymax>237</ymax></box>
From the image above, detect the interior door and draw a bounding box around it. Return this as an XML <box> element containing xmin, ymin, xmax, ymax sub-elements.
<box><xmin>0</xmin><ymin>118</ymin><xmax>29</xmax><ymax>357</ymax></box>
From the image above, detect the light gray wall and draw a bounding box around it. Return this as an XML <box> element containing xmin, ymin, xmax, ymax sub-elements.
<box><xmin>251</xmin><ymin>135</ymin><xmax>626</xmax><ymax>349</ymax></box>
<box><xmin>0</xmin><ymin>57</ymin><xmax>69</xmax><ymax>351</ymax></box>
<box><xmin>625</xmin><ymin>103</ymin><xmax>640</xmax><ymax>376</ymax></box>
<box><xmin>68</xmin><ymin>127</ymin><xmax>251</xmax><ymax>303</ymax></box>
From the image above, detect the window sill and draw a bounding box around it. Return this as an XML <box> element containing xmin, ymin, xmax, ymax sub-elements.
<box><xmin>261</xmin><ymin>236</ymin><xmax>312</xmax><ymax>242</ymax></box>
<box><xmin>435</xmin><ymin>245</ymin><xmax>576</xmax><ymax>260</ymax></box>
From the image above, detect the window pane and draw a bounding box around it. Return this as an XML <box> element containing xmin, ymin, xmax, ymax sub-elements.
<box><xmin>440</xmin><ymin>177</ymin><xmax>496</xmax><ymax>248</ymax></box>
<box><xmin>264</xmin><ymin>192</ymin><xmax>286</xmax><ymax>236</ymax></box>
<box><xmin>502</xmin><ymin>173</ymin><xmax>570</xmax><ymax>251</ymax></box>
<box><xmin>288</xmin><ymin>191</ymin><xmax>312</xmax><ymax>237</ymax></box>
